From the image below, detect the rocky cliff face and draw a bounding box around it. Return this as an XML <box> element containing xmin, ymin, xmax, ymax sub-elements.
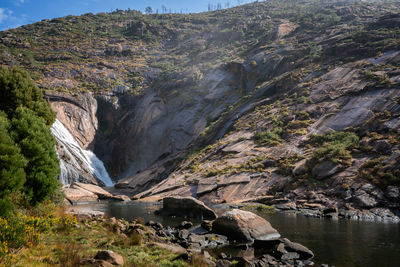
<box><xmin>1</xmin><ymin>0</ymin><xmax>399</xmax><ymax>214</ymax></box>
<box><xmin>46</xmin><ymin>92</ymin><xmax>98</xmax><ymax>149</ymax></box>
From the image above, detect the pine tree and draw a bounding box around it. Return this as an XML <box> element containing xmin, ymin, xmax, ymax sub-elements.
<box><xmin>10</xmin><ymin>107</ymin><xmax>60</xmax><ymax>205</ymax></box>
<box><xmin>0</xmin><ymin>66</ymin><xmax>55</xmax><ymax>126</ymax></box>
<box><xmin>0</xmin><ymin>112</ymin><xmax>26</xmax><ymax>216</ymax></box>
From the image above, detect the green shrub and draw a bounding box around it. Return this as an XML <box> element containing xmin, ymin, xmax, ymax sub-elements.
<box><xmin>253</xmin><ymin>128</ymin><xmax>283</xmax><ymax>146</ymax></box>
<box><xmin>359</xmin><ymin>157</ymin><xmax>400</xmax><ymax>188</ymax></box>
<box><xmin>309</xmin><ymin>131</ymin><xmax>359</xmax><ymax>165</ymax></box>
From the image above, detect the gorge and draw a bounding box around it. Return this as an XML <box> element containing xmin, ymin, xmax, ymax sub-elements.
<box><xmin>1</xmin><ymin>0</ymin><xmax>400</xmax><ymax>265</ymax></box>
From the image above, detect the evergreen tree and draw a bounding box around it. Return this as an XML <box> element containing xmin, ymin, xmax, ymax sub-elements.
<box><xmin>0</xmin><ymin>112</ymin><xmax>26</xmax><ymax>216</ymax></box>
<box><xmin>10</xmin><ymin>107</ymin><xmax>60</xmax><ymax>205</ymax></box>
<box><xmin>0</xmin><ymin>66</ymin><xmax>55</xmax><ymax>126</ymax></box>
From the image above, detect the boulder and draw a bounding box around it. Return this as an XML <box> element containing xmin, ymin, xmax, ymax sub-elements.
<box><xmin>161</xmin><ymin>196</ymin><xmax>217</xmax><ymax>220</ymax></box>
<box><xmin>354</xmin><ymin>191</ymin><xmax>378</xmax><ymax>209</ymax></box>
<box><xmin>312</xmin><ymin>161</ymin><xmax>340</xmax><ymax>180</ymax></box>
<box><xmin>63</xmin><ymin>187</ymin><xmax>98</xmax><ymax>203</ymax></box>
<box><xmin>94</xmin><ymin>250</ymin><xmax>124</xmax><ymax>266</ymax></box>
<box><xmin>71</xmin><ymin>182</ymin><xmax>112</xmax><ymax>199</ymax></box>
<box><xmin>280</xmin><ymin>238</ymin><xmax>314</xmax><ymax>260</ymax></box>
<box><xmin>212</xmin><ymin>209</ymin><xmax>280</xmax><ymax>243</ymax></box>
<box><xmin>292</xmin><ymin>159</ymin><xmax>308</xmax><ymax>176</ymax></box>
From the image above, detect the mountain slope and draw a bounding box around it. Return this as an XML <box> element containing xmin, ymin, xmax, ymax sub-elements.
<box><xmin>1</xmin><ymin>0</ymin><xmax>400</xmax><ymax>216</ymax></box>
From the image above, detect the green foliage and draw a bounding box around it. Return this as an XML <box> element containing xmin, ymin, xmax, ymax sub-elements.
<box><xmin>10</xmin><ymin>107</ymin><xmax>60</xmax><ymax>205</ymax></box>
<box><xmin>360</xmin><ymin>157</ymin><xmax>400</xmax><ymax>189</ymax></box>
<box><xmin>0</xmin><ymin>67</ymin><xmax>55</xmax><ymax>126</ymax></box>
<box><xmin>309</xmin><ymin>131</ymin><xmax>359</xmax><ymax>165</ymax></box>
<box><xmin>0</xmin><ymin>112</ymin><xmax>27</xmax><ymax>217</ymax></box>
<box><xmin>253</xmin><ymin>128</ymin><xmax>283</xmax><ymax>146</ymax></box>
<box><xmin>0</xmin><ymin>210</ymin><xmax>77</xmax><ymax>259</ymax></box>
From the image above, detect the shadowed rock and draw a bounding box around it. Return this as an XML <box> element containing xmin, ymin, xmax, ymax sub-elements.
<box><xmin>160</xmin><ymin>196</ymin><xmax>217</xmax><ymax>220</ymax></box>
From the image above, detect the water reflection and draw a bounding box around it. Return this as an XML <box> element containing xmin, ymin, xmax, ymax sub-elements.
<box><xmin>75</xmin><ymin>202</ymin><xmax>400</xmax><ymax>267</ymax></box>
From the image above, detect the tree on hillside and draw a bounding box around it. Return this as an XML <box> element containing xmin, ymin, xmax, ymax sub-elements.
<box><xmin>145</xmin><ymin>6</ymin><xmax>153</xmax><ymax>14</ymax></box>
<box><xmin>0</xmin><ymin>67</ymin><xmax>55</xmax><ymax>126</ymax></box>
<box><xmin>0</xmin><ymin>112</ymin><xmax>26</xmax><ymax>216</ymax></box>
<box><xmin>10</xmin><ymin>107</ymin><xmax>60</xmax><ymax>205</ymax></box>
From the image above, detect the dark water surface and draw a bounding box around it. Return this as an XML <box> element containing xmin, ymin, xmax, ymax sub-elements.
<box><xmin>75</xmin><ymin>201</ymin><xmax>400</xmax><ymax>267</ymax></box>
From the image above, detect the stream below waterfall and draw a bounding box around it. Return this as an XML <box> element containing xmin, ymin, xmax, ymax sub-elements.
<box><xmin>71</xmin><ymin>201</ymin><xmax>400</xmax><ymax>267</ymax></box>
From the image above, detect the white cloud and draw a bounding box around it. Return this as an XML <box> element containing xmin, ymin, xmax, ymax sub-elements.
<box><xmin>0</xmin><ymin>8</ymin><xmax>29</xmax><ymax>30</ymax></box>
<box><xmin>0</xmin><ymin>8</ymin><xmax>12</xmax><ymax>24</ymax></box>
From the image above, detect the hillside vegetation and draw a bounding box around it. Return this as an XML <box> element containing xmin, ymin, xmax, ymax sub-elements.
<box><xmin>1</xmin><ymin>0</ymin><xmax>400</xmax><ymax>216</ymax></box>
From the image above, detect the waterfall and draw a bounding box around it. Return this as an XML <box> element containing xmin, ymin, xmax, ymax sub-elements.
<box><xmin>50</xmin><ymin>119</ymin><xmax>114</xmax><ymax>186</ymax></box>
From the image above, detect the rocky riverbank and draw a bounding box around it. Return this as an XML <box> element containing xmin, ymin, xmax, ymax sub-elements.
<box><xmin>64</xmin><ymin>181</ymin><xmax>400</xmax><ymax>223</ymax></box>
<box><xmin>64</xmin><ymin>196</ymin><xmax>324</xmax><ymax>266</ymax></box>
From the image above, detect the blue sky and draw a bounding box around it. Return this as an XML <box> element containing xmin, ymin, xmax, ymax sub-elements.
<box><xmin>0</xmin><ymin>0</ymin><xmax>254</xmax><ymax>31</ymax></box>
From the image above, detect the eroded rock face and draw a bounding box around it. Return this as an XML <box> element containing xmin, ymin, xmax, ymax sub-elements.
<box><xmin>212</xmin><ymin>209</ymin><xmax>281</xmax><ymax>243</ymax></box>
<box><xmin>46</xmin><ymin>92</ymin><xmax>98</xmax><ymax>149</ymax></box>
<box><xmin>160</xmin><ymin>196</ymin><xmax>217</xmax><ymax>220</ymax></box>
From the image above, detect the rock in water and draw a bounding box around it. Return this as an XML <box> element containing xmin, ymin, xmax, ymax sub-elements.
<box><xmin>161</xmin><ymin>196</ymin><xmax>217</xmax><ymax>220</ymax></box>
<box><xmin>280</xmin><ymin>238</ymin><xmax>314</xmax><ymax>260</ymax></box>
<box><xmin>212</xmin><ymin>209</ymin><xmax>280</xmax><ymax>243</ymax></box>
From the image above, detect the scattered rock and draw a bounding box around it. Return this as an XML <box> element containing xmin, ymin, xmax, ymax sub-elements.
<box><xmin>94</xmin><ymin>250</ymin><xmax>124</xmax><ymax>266</ymax></box>
<box><xmin>212</xmin><ymin>209</ymin><xmax>280</xmax><ymax>243</ymax></box>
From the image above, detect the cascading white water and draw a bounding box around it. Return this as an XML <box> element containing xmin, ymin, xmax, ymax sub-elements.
<box><xmin>50</xmin><ymin>119</ymin><xmax>114</xmax><ymax>186</ymax></box>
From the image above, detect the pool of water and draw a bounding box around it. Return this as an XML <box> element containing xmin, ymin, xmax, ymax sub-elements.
<box><xmin>74</xmin><ymin>201</ymin><xmax>400</xmax><ymax>267</ymax></box>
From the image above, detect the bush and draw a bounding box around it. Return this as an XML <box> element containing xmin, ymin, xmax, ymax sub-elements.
<box><xmin>253</xmin><ymin>128</ymin><xmax>283</xmax><ymax>146</ymax></box>
<box><xmin>309</xmin><ymin>131</ymin><xmax>359</xmax><ymax>164</ymax></box>
<box><xmin>0</xmin><ymin>212</ymin><xmax>77</xmax><ymax>258</ymax></box>
<box><xmin>360</xmin><ymin>157</ymin><xmax>400</xmax><ymax>189</ymax></box>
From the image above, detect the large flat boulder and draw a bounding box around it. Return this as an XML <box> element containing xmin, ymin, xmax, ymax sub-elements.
<box><xmin>212</xmin><ymin>209</ymin><xmax>280</xmax><ymax>243</ymax></box>
<box><xmin>63</xmin><ymin>186</ymin><xmax>98</xmax><ymax>203</ymax></box>
<box><xmin>161</xmin><ymin>196</ymin><xmax>217</xmax><ymax>220</ymax></box>
<box><xmin>71</xmin><ymin>182</ymin><xmax>113</xmax><ymax>199</ymax></box>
